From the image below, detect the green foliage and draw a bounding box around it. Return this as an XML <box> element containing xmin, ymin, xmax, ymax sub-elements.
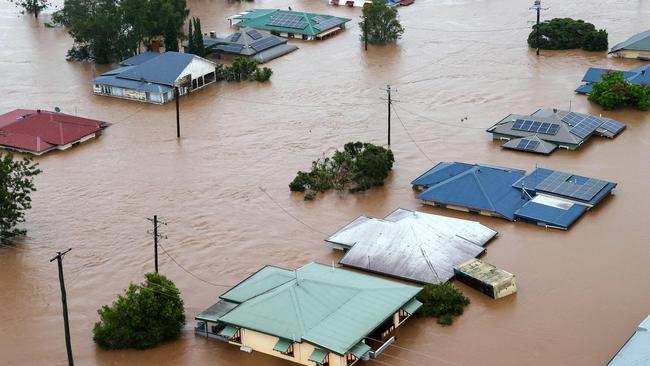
<box><xmin>93</xmin><ymin>272</ymin><xmax>185</xmax><ymax>350</ymax></box>
<box><xmin>359</xmin><ymin>0</ymin><xmax>404</xmax><ymax>45</ymax></box>
<box><xmin>527</xmin><ymin>18</ymin><xmax>608</xmax><ymax>51</ymax></box>
<box><xmin>289</xmin><ymin>142</ymin><xmax>394</xmax><ymax>200</ymax></box>
<box><xmin>215</xmin><ymin>58</ymin><xmax>273</xmax><ymax>82</ymax></box>
<box><xmin>53</xmin><ymin>0</ymin><xmax>188</xmax><ymax>63</ymax></box>
<box><xmin>187</xmin><ymin>17</ymin><xmax>207</xmax><ymax>56</ymax></box>
<box><xmin>10</xmin><ymin>0</ymin><xmax>49</xmax><ymax>18</ymax></box>
<box><xmin>588</xmin><ymin>71</ymin><xmax>650</xmax><ymax>111</ymax></box>
<box><xmin>416</xmin><ymin>283</ymin><xmax>470</xmax><ymax>326</ymax></box>
<box><xmin>253</xmin><ymin>67</ymin><xmax>273</xmax><ymax>82</ymax></box>
<box><xmin>0</xmin><ymin>153</ymin><xmax>41</xmax><ymax>242</ymax></box>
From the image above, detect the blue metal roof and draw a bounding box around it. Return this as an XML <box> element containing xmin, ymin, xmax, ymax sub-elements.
<box><xmin>577</xmin><ymin>65</ymin><xmax>650</xmax><ymax>94</ymax></box>
<box><xmin>90</xmin><ymin>75</ymin><xmax>173</xmax><ymax>94</ymax></box>
<box><xmin>101</xmin><ymin>65</ymin><xmax>135</xmax><ymax>76</ymax></box>
<box><xmin>514</xmin><ymin>200</ymin><xmax>587</xmax><ymax>229</ymax></box>
<box><xmin>117</xmin><ymin>52</ymin><xmax>195</xmax><ymax>85</ymax></box>
<box><xmin>120</xmin><ymin>52</ymin><xmax>162</xmax><ymax>66</ymax></box>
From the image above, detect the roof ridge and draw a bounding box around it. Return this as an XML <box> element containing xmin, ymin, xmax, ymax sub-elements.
<box><xmin>469</xmin><ymin>167</ymin><xmax>497</xmax><ymax>212</ymax></box>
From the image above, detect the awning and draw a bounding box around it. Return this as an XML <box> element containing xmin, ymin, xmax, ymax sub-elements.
<box><xmin>349</xmin><ymin>342</ymin><xmax>371</xmax><ymax>358</ymax></box>
<box><xmin>308</xmin><ymin>348</ymin><xmax>329</xmax><ymax>364</ymax></box>
<box><xmin>317</xmin><ymin>27</ymin><xmax>342</xmax><ymax>38</ymax></box>
<box><xmin>218</xmin><ymin>325</ymin><xmax>239</xmax><ymax>338</ymax></box>
<box><xmin>402</xmin><ymin>298</ymin><xmax>422</xmax><ymax>315</ymax></box>
<box><xmin>273</xmin><ymin>338</ymin><xmax>293</xmax><ymax>353</ymax></box>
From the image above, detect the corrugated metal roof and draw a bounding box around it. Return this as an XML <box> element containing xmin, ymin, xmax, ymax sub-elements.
<box><xmin>117</xmin><ymin>52</ymin><xmax>195</xmax><ymax>85</ymax></box>
<box><xmin>577</xmin><ymin>65</ymin><xmax>650</xmax><ymax>94</ymax></box>
<box><xmin>90</xmin><ymin>75</ymin><xmax>173</xmax><ymax>94</ymax></box>
<box><xmin>120</xmin><ymin>52</ymin><xmax>162</xmax><ymax>66</ymax></box>
<box><xmin>608</xmin><ymin>315</ymin><xmax>650</xmax><ymax>366</ymax></box>
<box><xmin>213</xmin><ymin>262</ymin><xmax>421</xmax><ymax>355</ymax></box>
<box><xmin>610</xmin><ymin>29</ymin><xmax>650</xmax><ymax>52</ymax></box>
<box><xmin>328</xmin><ymin>208</ymin><xmax>497</xmax><ymax>283</ymax></box>
<box><xmin>195</xmin><ymin>299</ymin><xmax>238</xmax><ymax>322</ymax></box>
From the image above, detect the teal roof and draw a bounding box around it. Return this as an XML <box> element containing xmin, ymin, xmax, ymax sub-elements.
<box><xmin>402</xmin><ymin>298</ymin><xmax>422</xmax><ymax>315</ymax></box>
<box><xmin>215</xmin><ymin>262</ymin><xmax>421</xmax><ymax>355</ymax></box>
<box><xmin>234</xmin><ymin>9</ymin><xmax>351</xmax><ymax>36</ymax></box>
<box><xmin>195</xmin><ymin>299</ymin><xmax>238</xmax><ymax>322</ymax></box>
<box><xmin>349</xmin><ymin>342</ymin><xmax>371</xmax><ymax>358</ymax></box>
<box><xmin>309</xmin><ymin>348</ymin><xmax>329</xmax><ymax>363</ymax></box>
<box><xmin>218</xmin><ymin>324</ymin><xmax>239</xmax><ymax>338</ymax></box>
<box><xmin>273</xmin><ymin>337</ymin><xmax>293</xmax><ymax>353</ymax></box>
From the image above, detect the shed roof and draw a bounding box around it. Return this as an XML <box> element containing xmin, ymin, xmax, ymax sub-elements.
<box><xmin>608</xmin><ymin>315</ymin><xmax>650</xmax><ymax>366</ymax></box>
<box><xmin>328</xmin><ymin>208</ymin><xmax>497</xmax><ymax>284</ymax></box>
<box><xmin>233</xmin><ymin>9</ymin><xmax>351</xmax><ymax>36</ymax></box>
<box><xmin>453</xmin><ymin>258</ymin><xmax>514</xmax><ymax>287</ymax></box>
<box><xmin>610</xmin><ymin>29</ymin><xmax>650</xmax><ymax>52</ymax></box>
<box><xmin>212</xmin><ymin>262</ymin><xmax>421</xmax><ymax>356</ymax></box>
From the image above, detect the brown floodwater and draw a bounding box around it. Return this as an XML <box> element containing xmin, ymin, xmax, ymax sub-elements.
<box><xmin>1</xmin><ymin>0</ymin><xmax>650</xmax><ymax>365</ymax></box>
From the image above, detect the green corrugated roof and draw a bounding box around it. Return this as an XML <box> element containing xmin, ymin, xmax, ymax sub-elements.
<box><xmin>349</xmin><ymin>342</ymin><xmax>371</xmax><ymax>358</ymax></box>
<box><xmin>195</xmin><ymin>299</ymin><xmax>238</xmax><ymax>322</ymax></box>
<box><xmin>234</xmin><ymin>9</ymin><xmax>351</xmax><ymax>36</ymax></box>
<box><xmin>215</xmin><ymin>262</ymin><xmax>421</xmax><ymax>355</ymax></box>
<box><xmin>308</xmin><ymin>348</ymin><xmax>329</xmax><ymax>363</ymax></box>
<box><xmin>402</xmin><ymin>298</ymin><xmax>422</xmax><ymax>315</ymax></box>
<box><xmin>219</xmin><ymin>265</ymin><xmax>295</xmax><ymax>303</ymax></box>
<box><xmin>218</xmin><ymin>324</ymin><xmax>239</xmax><ymax>338</ymax></box>
<box><xmin>273</xmin><ymin>337</ymin><xmax>293</xmax><ymax>353</ymax></box>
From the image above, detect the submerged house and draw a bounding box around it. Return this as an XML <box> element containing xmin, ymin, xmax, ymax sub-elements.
<box><xmin>608</xmin><ymin>314</ymin><xmax>650</xmax><ymax>366</ymax></box>
<box><xmin>195</xmin><ymin>262</ymin><xmax>422</xmax><ymax>366</ymax></box>
<box><xmin>90</xmin><ymin>52</ymin><xmax>217</xmax><ymax>104</ymax></box>
<box><xmin>576</xmin><ymin>64</ymin><xmax>650</xmax><ymax>94</ymax></box>
<box><xmin>486</xmin><ymin>108</ymin><xmax>625</xmax><ymax>154</ymax></box>
<box><xmin>200</xmin><ymin>27</ymin><xmax>298</xmax><ymax>63</ymax></box>
<box><xmin>609</xmin><ymin>30</ymin><xmax>650</xmax><ymax>60</ymax></box>
<box><xmin>412</xmin><ymin>162</ymin><xmax>617</xmax><ymax>230</ymax></box>
<box><xmin>0</xmin><ymin>109</ymin><xmax>109</xmax><ymax>155</ymax></box>
<box><xmin>325</xmin><ymin>208</ymin><xmax>497</xmax><ymax>284</ymax></box>
<box><xmin>229</xmin><ymin>9</ymin><xmax>351</xmax><ymax>40</ymax></box>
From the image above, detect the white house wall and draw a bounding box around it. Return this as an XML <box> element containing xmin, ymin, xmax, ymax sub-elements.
<box><xmin>177</xmin><ymin>57</ymin><xmax>217</xmax><ymax>84</ymax></box>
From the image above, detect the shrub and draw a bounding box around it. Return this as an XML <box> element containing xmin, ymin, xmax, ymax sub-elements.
<box><xmin>289</xmin><ymin>142</ymin><xmax>394</xmax><ymax>200</ymax></box>
<box><xmin>527</xmin><ymin>18</ymin><xmax>608</xmax><ymax>51</ymax></box>
<box><xmin>92</xmin><ymin>272</ymin><xmax>185</xmax><ymax>350</ymax></box>
<box><xmin>416</xmin><ymin>283</ymin><xmax>470</xmax><ymax>326</ymax></box>
<box><xmin>253</xmin><ymin>67</ymin><xmax>273</xmax><ymax>82</ymax></box>
<box><xmin>588</xmin><ymin>71</ymin><xmax>650</xmax><ymax>111</ymax></box>
<box><xmin>359</xmin><ymin>0</ymin><xmax>404</xmax><ymax>45</ymax></box>
<box><xmin>217</xmin><ymin>58</ymin><xmax>273</xmax><ymax>82</ymax></box>
<box><xmin>0</xmin><ymin>152</ymin><xmax>41</xmax><ymax>242</ymax></box>
<box><xmin>583</xmin><ymin>29</ymin><xmax>608</xmax><ymax>51</ymax></box>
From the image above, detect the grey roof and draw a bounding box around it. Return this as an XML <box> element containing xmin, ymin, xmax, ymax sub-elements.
<box><xmin>328</xmin><ymin>208</ymin><xmax>497</xmax><ymax>284</ymax></box>
<box><xmin>487</xmin><ymin>108</ymin><xmax>625</xmax><ymax>153</ymax></box>
<box><xmin>253</xmin><ymin>43</ymin><xmax>298</xmax><ymax>63</ymax></box>
<box><xmin>203</xmin><ymin>27</ymin><xmax>297</xmax><ymax>62</ymax></box>
<box><xmin>117</xmin><ymin>52</ymin><xmax>195</xmax><ymax>85</ymax></box>
<box><xmin>611</xmin><ymin>29</ymin><xmax>650</xmax><ymax>52</ymax></box>
<box><xmin>608</xmin><ymin>315</ymin><xmax>650</xmax><ymax>366</ymax></box>
<box><xmin>501</xmin><ymin>135</ymin><xmax>557</xmax><ymax>155</ymax></box>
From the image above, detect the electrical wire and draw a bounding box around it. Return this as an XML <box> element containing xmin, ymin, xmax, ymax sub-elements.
<box><xmin>157</xmin><ymin>243</ymin><xmax>233</xmax><ymax>288</ymax></box>
<box><xmin>404</xmin><ymin>25</ymin><xmax>530</xmax><ymax>33</ymax></box>
<box><xmin>218</xmin><ymin>95</ymin><xmax>384</xmax><ymax>109</ymax></box>
<box><xmin>391</xmin><ymin>105</ymin><xmax>435</xmax><ymax>164</ymax></box>
<box><xmin>395</xmin><ymin>103</ymin><xmax>486</xmax><ymax>130</ymax></box>
<box><xmin>258</xmin><ymin>186</ymin><xmax>328</xmax><ymax>235</ymax></box>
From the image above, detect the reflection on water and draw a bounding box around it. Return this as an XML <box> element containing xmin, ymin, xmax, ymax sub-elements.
<box><xmin>0</xmin><ymin>0</ymin><xmax>649</xmax><ymax>365</ymax></box>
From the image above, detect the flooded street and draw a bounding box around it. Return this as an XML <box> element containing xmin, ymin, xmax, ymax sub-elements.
<box><xmin>1</xmin><ymin>0</ymin><xmax>650</xmax><ymax>364</ymax></box>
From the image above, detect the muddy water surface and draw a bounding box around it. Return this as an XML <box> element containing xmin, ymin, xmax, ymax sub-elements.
<box><xmin>1</xmin><ymin>0</ymin><xmax>650</xmax><ymax>365</ymax></box>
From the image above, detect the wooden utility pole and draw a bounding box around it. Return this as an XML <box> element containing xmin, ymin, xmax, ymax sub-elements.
<box><xmin>364</xmin><ymin>19</ymin><xmax>368</xmax><ymax>51</ymax></box>
<box><xmin>382</xmin><ymin>85</ymin><xmax>396</xmax><ymax>146</ymax></box>
<box><xmin>147</xmin><ymin>215</ymin><xmax>167</xmax><ymax>273</ymax></box>
<box><xmin>174</xmin><ymin>87</ymin><xmax>181</xmax><ymax>138</ymax></box>
<box><xmin>50</xmin><ymin>248</ymin><xmax>74</xmax><ymax>366</ymax></box>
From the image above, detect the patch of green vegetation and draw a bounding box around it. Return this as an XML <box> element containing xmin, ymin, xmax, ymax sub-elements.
<box><xmin>528</xmin><ymin>18</ymin><xmax>608</xmax><ymax>51</ymax></box>
<box><xmin>289</xmin><ymin>142</ymin><xmax>394</xmax><ymax>200</ymax></box>
<box><xmin>216</xmin><ymin>58</ymin><xmax>273</xmax><ymax>82</ymax></box>
<box><xmin>0</xmin><ymin>152</ymin><xmax>41</xmax><ymax>242</ymax></box>
<box><xmin>589</xmin><ymin>71</ymin><xmax>650</xmax><ymax>111</ymax></box>
<box><xmin>359</xmin><ymin>0</ymin><xmax>404</xmax><ymax>45</ymax></box>
<box><xmin>416</xmin><ymin>283</ymin><xmax>470</xmax><ymax>326</ymax></box>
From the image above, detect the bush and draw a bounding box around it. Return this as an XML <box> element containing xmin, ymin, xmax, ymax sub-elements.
<box><xmin>92</xmin><ymin>272</ymin><xmax>185</xmax><ymax>350</ymax></box>
<box><xmin>0</xmin><ymin>152</ymin><xmax>41</xmax><ymax>242</ymax></box>
<box><xmin>359</xmin><ymin>0</ymin><xmax>404</xmax><ymax>45</ymax></box>
<box><xmin>253</xmin><ymin>67</ymin><xmax>273</xmax><ymax>82</ymax></box>
<box><xmin>588</xmin><ymin>71</ymin><xmax>650</xmax><ymax>111</ymax></box>
<box><xmin>416</xmin><ymin>283</ymin><xmax>470</xmax><ymax>326</ymax></box>
<box><xmin>217</xmin><ymin>58</ymin><xmax>273</xmax><ymax>82</ymax></box>
<box><xmin>527</xmin><ymin>18</ymin><xmax>608</xmax><ymax>51</ymax></box>
<box><xmin>289</xmin><ymin>142</ymin><xmax>394</xmax><ymax>200</ymax></box>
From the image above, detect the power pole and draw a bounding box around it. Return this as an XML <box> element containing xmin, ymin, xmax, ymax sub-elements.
<box><xmin>50</xmin><ymin>248</ymin><xmax>74</xmax><ymax>366</ymax></box>
<box><xmin>174</xmin><ymin>87</ymin><xmax>181</xmax><ymax>139</ymax></box>
<box><xmin>381</xmin><ymin>85</ymin><xmax>397</xmax><ymax>146</ymax></box>
<box><xmin>147</xmin><ymin>215</ymin><xmax>167</xmax><ymax>273</ymax></box>
<box><xmin>530</xmin><ymin>0</ymin><xmax>547</xmax><ymax>56</ymax></box>
<box><xmin>364</xmin><ymin>19</ymin><xmax>368</xmax><ymax>51</ymax></box>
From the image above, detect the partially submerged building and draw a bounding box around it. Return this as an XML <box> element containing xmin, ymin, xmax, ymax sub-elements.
<box><xmin>195</xmin><ymin>262</ymin><xmax>422</xmax><ymax>366</ymax></box>
<box><xmin>576</xmin><ymin>64</ymin><xmax>650</xmax><ymax>94</ymax></box>
<box><xmin>198</xmin><ymin>27</ymin><xmax>298</xmax><ymax>63</ymax></box>
<box><xmin>487</xmin><ymin>108</ymin><xmax>625</xmax><ymax>154</ymax></box>
<box><xmin>325</xmin><ymin>208</ymin><xmax>497</xmax><ymax>283</ymax></box>
<box><xmin>90</xmin><ymin>51</ymin><xmax>217</xmax><ymax>104</ymax></box>
<box><xmin>453</xmin><ymin>259</ymin><xmax>517</xmax><ymax>299</ymax></box>
<box><xmin>0</xmin><ymin>109</ymin><xmax>109</xmax><ymax>155</ymax></box>
<box><xmin>412</xmin><ymin>162</ymin><xmax>617</xmax><ymax>230</ymax></box>
<box><xmin>229</xmin><ymin>9</ymin><xmax>351</xmax><ymax>40</ymax></box>
<box><xmin>608</xmin><ymin>315</ymin><xmax>650</xmax><ymax>366</ymax></box>
<box><xmin>609</xmin><ymin>30</ymin><xmax>650</xmax><ymax>60</ymax></box>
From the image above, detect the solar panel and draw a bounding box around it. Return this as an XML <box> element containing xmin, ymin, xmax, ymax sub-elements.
<box><xmin>313</xmin><ymin>15</ymin><xmax>327</xmax><ymax>23</ymax></box>
<box><xmin>561</xmin><ymin>111</ymin><xmax>585</xmax><ymax>126</ymax></box>
<box><xmin>569</xmin><ymin>116</ymin><xmax>602</xmax><ymax>139</ymax></box>
<box><xmin>600</xmin><ymin>119</ymin><xmax>625</xmax><ymax>134</ymax></box>
<box><xmin>265</xmin><ymin>13</ymin><xmax>308</xmax><ymax>29</ymax></box>
<box><xmin>535</xmin><ymin>171</ymin><xmax>608</xmax><ymax>201</ymax></box>
<box><xmin>230</xmin><ymin>33</ymin><xmax>241</xmax><ymax>42</ymax></box>
<box><xmin>246</xmin><ymin>29</ymin><xmax>263</xmax><ymax>40</ymax></box>
<box><xmin>250</xmin><ymin>37</ymin><xmax>283</xmax><ymax>52</ymax></box>
<box><xmin>511</xmin><ymin>119</ymin><xmax>560</xmax><ymax>135</ymax></box>
<box><xmin>216</xmin><ymin>44</ymin><xmax>244</xmax><ymax>53</ymax></box>
<box><xmin>313</xmin><ymin>17</ymin><xmax>344</xmax><ymax>32</ymax></box>
<box><xmin>515</xmin><ymin>139</ymin><xmax>540</xmax><ymax>152</ymax></box>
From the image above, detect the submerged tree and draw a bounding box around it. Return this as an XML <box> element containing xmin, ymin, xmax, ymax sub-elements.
<box><xmin>0</xmin><ymin>152</ymin><xmax>41</xmax><ymax>242</ymax></box>
<box><xmin>187</xmin><ymin>17</ymin><xmax>207</xmax><ymax>57</ymax></box>
<box><xmin>588</xmin><ymin>71</ymin><xmax>650</xmax><ymax>111</ymax></box>
<box><xmin>416</xmin><ymin>283</ymin><xmax>470</xmax><ymax>326</ymax></box>
<box><xmin>10</xmin><ymin>0</ymin><xmax>50</xmax><ymax>18</ymax></box>
<box><xmin>359</xmin><ymin>0</ymin><xmax>404</xmax><ymax>45</ymax></box>
<box><xmin>93</xmin><ymin>272</ymin><xmax>185</xmax><ymax>350</ymax></box>
<box><xmin>527</xmin><ymin>18</ymin><xmax>608</xmax><ymax>51</ymax></box>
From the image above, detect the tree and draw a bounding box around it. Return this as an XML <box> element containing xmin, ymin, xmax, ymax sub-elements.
<box><xmin>583</xmin><ymin>29</ymin><xmax>608</xmax><ymax>51</ymax></box>
<box><xmin>187</xmin><ymin>19</ymin><xmax>194</xmax><ymax>54</ymax></box>
<box><xmin>527</xmin><ymin>18</ymin><xmax>608</xmax><ymax>51</ymax></box>
<box><xmin>416</xmin><ymin>283</ymin><xmax>470</xmax><ymax>326</ymax></box>
<box><xmin>0</xmin><ymin>152</ymin><xmax>41</xmax><ymax>242</ymax></box>
<box><xmin>359</xmin><ymin>0</ymin><xmax>404</xmax><ymax>45</ymax></box>
<box><xmin>192</xmin><ymin>18</ymin><xmax>205</xmax><ymax>57</ymax></box>
<box><xmin>10</xmin><ymin>0</ymin><xmax>49</xmax><ymax>18</ymax></box>
<box><xmin>93</xmin><ymin>272</ymin><xmax>185</xmax><ymax>350</ymax></box>
<box><xmin>588</xmin><ymin>71</ymin><xmax>650</xmax><ymax>111</ymax></box>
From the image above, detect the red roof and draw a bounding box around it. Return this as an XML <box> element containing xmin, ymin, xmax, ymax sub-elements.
<box><xmin>0</xmin><ymin>109</ymin><xmax>109</xmax><ymax>154</ymax></box>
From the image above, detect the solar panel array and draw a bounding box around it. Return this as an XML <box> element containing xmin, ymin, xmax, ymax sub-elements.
<box><xmin>246</xmin><ymin>29</ymin><xmax>263</xmax><ymax>40</ymax></box>
<box><xmin>266</xmin><ymin>13</ymin><xmax>308</xmax><ymax>29</ymax></box>
<box><xmin>230</xmin><ymin>33</ymin><xmax>242</xmax><ymax>42</ymax></box>
<box><xmin>250</xmin><ymin>36</ymin><xmax>284</xmax><ymax>52</ymax></box>
<box><xmin>600</xmin><ymin>119</ymin><xmax>625</xmax><ymax>134</ymax></box>
<box><xmin>569</xmin><ymin>116</ymin><xmax>603</xmax><ymax>139</ymax></box>
<box><xmin>515</xmin><ymin>139</ymin><xmax>540</xmax><ymax>152</ymax></box>
<box><xmin>560</xmin><ymin>111</ymin><xmax>584</xmax><ymax>126</ymax></box>
<box><xmin>313</xmin><ymin>17</ymin><xmax>343</xmax><ymax>32</ymax></box>
<box><xmin>312</xmin><ymin>15</ymin><xmax>327</xmax><ymax>23</ymax></box>
<box><xmin>562</xmin><ymin>112</ymin><xmax>626</xmax><ymax>138</ymax></box>
<box><xmin>512</xmin><ymin>119</ymin><xmax>560</xmax><ymax>135</ymax></box>
<box><xmin>535</xmin><ymin>171</ymin><xmax>608</xmax><ymax>201</ymax></box>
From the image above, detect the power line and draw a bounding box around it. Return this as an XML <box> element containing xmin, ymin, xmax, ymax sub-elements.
<box><xmin>218</xmin><ymin>95</ymin><xmax>384</xmax><ymax>109</ymax></box>
<box><xmin>390</xmin><ymin>105</ymin><xmax>435</xmax><ymax>164</ymax></box>
<box><xmin>395</xmin><ymin>104</ymin><xmax>485</xmax><ymax>130</ymax></box>
<box><xmin>157</xmin><ymin>242</ymin><xmax>233</xmax><ymax>288</ymax></box>
<box><xmin>258</xmin><ymin>186</ymin><xmax>328</xmax><ymax>235</ymax></box>
<box><xmin>404</xmin><ymin>24</ymin><xmax>530</xmax><ymax>33</ymax></box>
